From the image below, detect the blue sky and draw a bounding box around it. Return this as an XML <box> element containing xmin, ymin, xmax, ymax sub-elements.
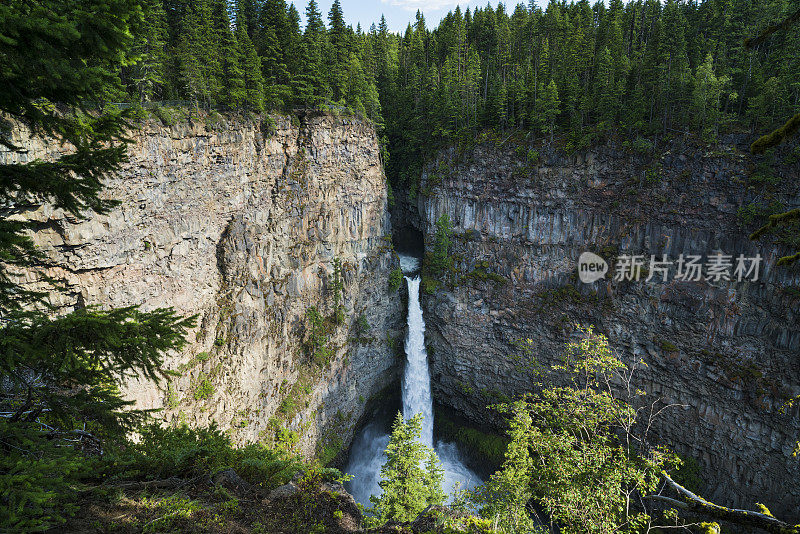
<box><xmin>287</xmin><ymin>0</ymin><xmax>550</xmax><ymax>34</ymax></box>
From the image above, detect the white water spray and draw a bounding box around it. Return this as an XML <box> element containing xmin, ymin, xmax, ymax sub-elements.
<box><xmin>402</xmin><ymin>275</ymin><xmax>434</xmax><ymax>448</ymax></box>
<box><xmin>345</xmin><ymin>254</ymin><xmax>479</xmax><ymax>506</ymax></box>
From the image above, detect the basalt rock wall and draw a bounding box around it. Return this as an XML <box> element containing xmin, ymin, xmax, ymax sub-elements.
<box><xmin>413</xmin><ymin>137</ymin><xmax>800</xmax><ymax>517</ymax></box>
<box><xmin>3</xmin><ymin>111</ymin><xmax>404</xmax><ymax>459</ymax></box>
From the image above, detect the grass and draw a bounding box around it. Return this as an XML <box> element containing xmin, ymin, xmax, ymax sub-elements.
<box><xmin>464</xmin><ymin>261</ymin><xmax>507</xmax><ymax>285</ymax></box>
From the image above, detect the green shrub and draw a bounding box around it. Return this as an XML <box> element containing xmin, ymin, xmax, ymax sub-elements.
<box><xmin>623</xmin><ymin>136</ymin><xmax>654</xmax><ymax>155</ymax></box>
<box><xmin>389</xmin><ymin>267</ymin><xmax>404</xmax><ymax>292</ymax></box>
<box><xmin>278</xmin><ymin>396</ymin><xmax>298</xmax><ymax>416</ymax></box>
<box><xmin>193</xmin><ymin>373</ymin><xmax>215</xmax><ymax>400</ymax></box>
<box><xmin>749</xmin><ymin>157</ymin><xmax>781</xmax><ymax>186</ymax></box>
<box><xmin>141</xmin><ymin>494</ymin><xmax>202</xmax><ymax>533</ymax></box>
<box><xmin>151</xmin><ymin>105</ymin><xmax>178</xmax><ymax>126</ymax></box>
<box><xmin>106</xmin><ymin>423</ymin><xmax>305</xmax><ymax>491</ymax></box>
<box><xmin>0</xmin><ymin>420</ymin><xmax>87</xmax><ymax>531</ymax></box>
<box><xmin>305</xmin><ymin>306</ymin><xmax>333</xmax><ymax>367</ymax></box>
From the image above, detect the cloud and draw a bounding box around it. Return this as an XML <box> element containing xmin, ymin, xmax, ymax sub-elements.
<box><xmin>380</xmin><ymin>0</ymin><xmax>468</xmax><ymax>11</ymax></box>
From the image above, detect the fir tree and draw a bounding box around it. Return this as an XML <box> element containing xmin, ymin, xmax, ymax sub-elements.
<box><xmin>0</xmin><ymin>0</ymin><xmax>194</xmax><ymax>529</ymax></box>
<box><xmin>128</xmin><ymin>0</ymin><xmax>168</xmax><ymax>102</ymax></box>
<box><xmin>235</xmin><ymin>17</ymin><xmax>265</xmax><ymax>111</ymax></box>
<box><xmin>212</xmin><ymin>0</ymin><xmax>245</xmax><ymax>108</ymax></box>
<box><xmin>328</xmin><ymin>0</ymin><xmax>350</xmax><ymax>101</ymax></box>
<box><xmin>538</xmin><ymin>79</ymin><xmax>561</xmax><ymax>140</ymax></box>
<box><xmin>369</xmin><ymin>413</ymin><xmax>446</xmax><ymax>524</ymax></box>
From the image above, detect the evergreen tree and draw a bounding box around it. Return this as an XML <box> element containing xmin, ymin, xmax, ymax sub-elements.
<box><xmin>212</xmin><ymin>0</ymin><xmax>245</xmax><ymax>108</ymax></box>
<box><xmin>128</xmin><ymin>0</ymin><xmax>168</xmax><ymax>102</ymax></box>
<box><xmin>295</xmin><ymin>0</ymin><xmax>328</xmax><ymax>103</ymax></box>
<box><xmin>0</xmin><ymin>0</ymin><xmax>194</xmax><ymax>529</ymax></box>
<box><xmin>369</xmin><ymin>413</ymin><xmax>446</xmax><ymax>524</ymax></box>
<box><xmin>472</xmin><ymin>402</ymin><xmax>536</xmax><ymax>533</ymax></box>
<box><xmin>235</xmin><ymin>15</ymin><xmax>265</xmax><ymax>111</ymax></box>
<box><xmin>328</xmin><ymin>0</ymin><xmax>350</xmax><ymax>101</ymax></box>
<box><xmin>538</xmin><ymin>79</ymin><xmax>561</xmax><ymax>140</ymax></box>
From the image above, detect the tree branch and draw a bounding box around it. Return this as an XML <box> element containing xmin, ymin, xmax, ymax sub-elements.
<box><xmin>750</xmin><ymin>113</ymin><xmax>800</xmax><ymax>154</ymax></box>
<box><xmin>653</xmin><ymin>473</ymin><xmax>799</xmax><ymax>534</ymax></box>
<box><xmin>744</xmin><ymin>8</ymin><xmax>800</xmax><ymax>48</ymax></box>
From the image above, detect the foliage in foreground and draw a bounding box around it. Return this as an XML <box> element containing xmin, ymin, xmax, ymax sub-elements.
<box><xmin>105</xmin><ymin>423</ymin><xmax>305</xmax><ymax>488</ymax></box>
<box><xmin>469</xmin><ymin>326</ymin><xmax>675</xmax><ymax>534</ymax></box>
<box><xmin>0</xmin><ymin>1</ymin><xmax>197</xmax><ymax>529</ymax></box>
<box><xmin>367</xmin><ymin>412</ymin><xmax>447</xmax><ymax>525</ymax></box>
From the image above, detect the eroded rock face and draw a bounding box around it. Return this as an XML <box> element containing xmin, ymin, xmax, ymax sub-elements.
<box><xmin>4</xmin><ymin>111</ymin><xmax>403</xmax><ymax>458</ymax></box>
<box><xmin>414</xmin><ymin>138</ymin><xmax>800</xmax><ymax>517</ymax></box>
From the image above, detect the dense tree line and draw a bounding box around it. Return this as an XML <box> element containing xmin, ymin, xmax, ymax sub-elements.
<box><xmin>114</xmin><ymin>0</ymin><xmax>798</xmax><ymax>195</ymax></box>
<box><xmin>122</xmin><ymin>0</ymin><xmax>382</xmax><ymax>121</ymax></box>
<box><xmin>378</xmin><ymin>0</ymin><xmax>800</xmax><ymax>192</ymax></box>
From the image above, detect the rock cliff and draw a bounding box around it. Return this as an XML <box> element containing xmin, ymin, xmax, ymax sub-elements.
<box><xmin>4</xmin><ymin>111</ymin><xmax>403</xmax><ymax>459</ymax></box>
<box><xmin>412</xmin><ymin>137</ymin><xmax>800</xmax><ymax>517</ymax></box>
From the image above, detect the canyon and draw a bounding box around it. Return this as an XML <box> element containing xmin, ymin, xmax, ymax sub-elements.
<box><xmin>8</xmin><ymin>113</ymin><xmax>799</xmax><ymax>519</ymax></box>
<box><xmin>3</xmin><ymin>111</ymin><xmax>404</xmax><ymax>460</ymax></box>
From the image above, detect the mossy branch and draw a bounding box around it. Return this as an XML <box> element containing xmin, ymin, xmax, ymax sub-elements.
<box><xmin>647</xmin><ymin>473</ymin><xmax>799</xmax><ymax>534</ymax></box>
<box><xmin>750</xmin><ymin>113</ymin><xmax>800</xmax><ymax>154</ymax></box>
<box><xmin>744</xmin><ymin>8</ymin><xmax>800</xmax><ymax>49</ymax></box>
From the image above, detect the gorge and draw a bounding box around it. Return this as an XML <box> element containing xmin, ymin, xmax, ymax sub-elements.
<box><xmin>8</xmin><ymin>110</ymin><xmax>800</xmax><ymax>526</ymax></box>
<box><xmin>345</xmin><ymin>254</ymin><xmax>479</xmax><ymax>507</ymax></box>
<box><xmin>5</xmin><ymin>1</ymin><xmax>800</xmax><ymax>531</ymax></box>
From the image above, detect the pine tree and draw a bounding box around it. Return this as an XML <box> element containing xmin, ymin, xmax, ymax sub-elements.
<box><xmin>236</xmin><ymin>19</ymin><xmax>265</xmax><ymax>111</ymax></box>
<box><xmin>128</xmin><ymin>0</ymin><xmax>168</xmax><ymax>102</ymax></box>
<box><xmin>175</xmin><ymin>3</ymin><xmax>205</xmax><ymax>104</ymax></box>
<box><xmin>258</xmin><ymin>0</ymin><xmax>292</xmax><ymax>108</ymax></box>
<box><xmin>295</xmin><ymin>0</ymin><xmax>328</xmax><ymax>103</ymax></box>
<box><xmin>472</xmin><ymin>402</ymin><xmax>535</xmax><ymax>532</ymax></box>
<box><xmin>369</xmin><ymin>413</ymin><xmax>446</xmax><ymax>524</ymax></box>
<box><xmin>596</xmin><ymin>47</ymin><xmax>617</xmax><ymax>124</ymax></box>
<box><xmin>538</xmin><ymin>79</ymin><xmax>561</xmax><ymax>140</ymax></box>
<box><xmin>0</xmin><ymin>0</ymin><xmax>194</xmax><ymax>529</ymax></box>
<box><xmin>328</xmin><ymin>0</ymin><xmax>350</xmax><ymax>101</ymax></box>
<box><xmin>212</xmin><ymin>0</ymin><xmax>245</xmax><ymax>108</ymax></box>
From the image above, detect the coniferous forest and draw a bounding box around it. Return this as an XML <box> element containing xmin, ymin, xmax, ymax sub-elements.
<box><xmin>120</xmin><ymin>0</ymin><xmax>799</xmax><ymax>192</ymax></box>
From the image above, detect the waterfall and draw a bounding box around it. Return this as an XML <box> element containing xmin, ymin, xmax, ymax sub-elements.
<box><xmin>345</xmin><ymin>253</ymin><xmax>479</xmax><ymax>506</ymax></box>
<box><xmin>401</xmin><ymin>275</ymin><xmax>434</xmax><ymax>448</ymax></box>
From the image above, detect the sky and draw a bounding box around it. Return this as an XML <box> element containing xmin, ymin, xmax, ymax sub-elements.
<box><xmin>287</xmin><ymin>0</ymin><xmax>550</xmax><ymax>34</ymax></box>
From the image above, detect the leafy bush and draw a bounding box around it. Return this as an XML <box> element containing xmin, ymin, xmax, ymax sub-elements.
<box><xmin>470</xmin><ymin>326</ymin><xmax>675</xmax><ymax>533</ymax></box>
<box><xmin>423</xmin><ymin>213</ymin><xmax>454</xmax><ymax>292</ymax></box>
<box><xmin>622</xmin><ymin>136</ymin><xmax>654</xmax><ymax>155</ymax></box>
<box><xmin>305</xmin><ymin>306</ymin><xmax>333</xmax><ymax>367</ymax></box>
<box><xmin>193</xmin><ymin>373</ymin><xmax>215</xmax><ymax>400</ymax></box>
<box><xmin>388</xmin><ymin>267</ymin><xmax>404</xmax><ymax>292</ymax></box>
<box><xmin>151</xmin><ymin>105</ymin><xmax>178</xmax><ymax>126</ymax></box>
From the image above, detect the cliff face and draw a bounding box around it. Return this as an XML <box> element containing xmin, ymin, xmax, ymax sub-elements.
<box><xmin>5</xmin><ymin>112</ymin><xmax>403</xmax><ymax>458</ymax></box>
<box><xmin>414</xmin><ymin>138</ymin><xmax>800</xmax><ymax>517</ymax></box>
